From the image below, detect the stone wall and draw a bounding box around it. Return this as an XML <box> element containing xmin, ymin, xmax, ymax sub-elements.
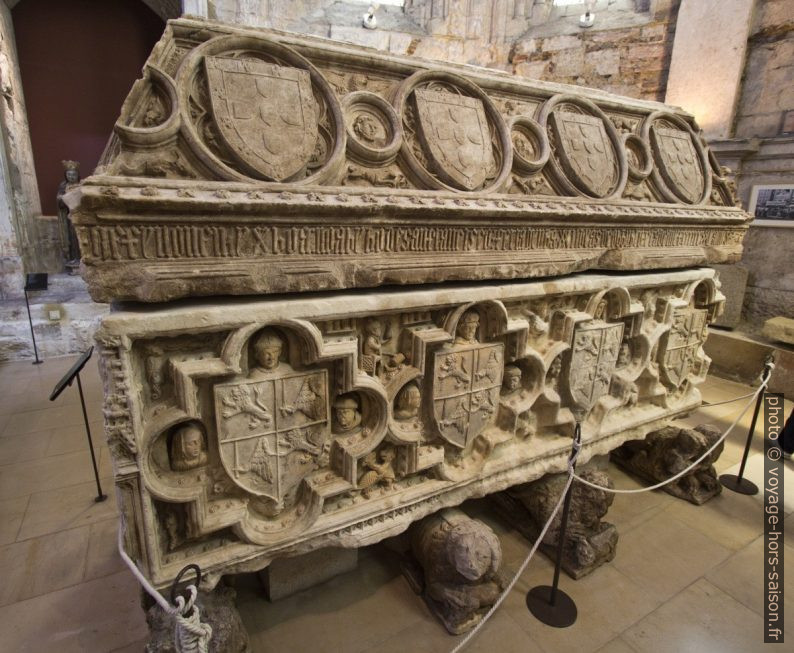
<box><xmin>711</xmin><ymin>0</ymin><xmax>794</xmax><ymax>333</ymax></box>
<box><xmin>203</xmin><ymin>0</ymin><xmax>680</xmax><ymax>101</ymax></box>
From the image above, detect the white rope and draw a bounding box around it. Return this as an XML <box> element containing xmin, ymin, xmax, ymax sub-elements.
<box><xmin>702</xmin><ymin>390</ymin><xmax>756</xmax><ymax>408</ymax></box>
<box><xmin>573</xmin><ymin>366</ymin><xmax>773</xmax><ymax>495</ymax></box>
<box><xmin>118</xmin><ymin>527</ymin><xmax>213</xmax><ymax>652</ymax></box>
<box><xmin>450</xmin><ymin>439</ymin><xmax>581</xmax><ymax>653</ymax></box>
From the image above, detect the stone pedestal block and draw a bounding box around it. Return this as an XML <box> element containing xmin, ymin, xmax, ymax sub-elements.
<box><xmin>260</xmin><ymin>547</ymin><xmax>358</xmax><ymax>601</ymax></box>
<box><xmin>612</xmin><ymin>424</ymin><xmax>724</xmax><ymax>505</ymax></box>
<box><xmin>763</xmin><ymin>317</ymin><xmax>794</xmax><ymax>346</ymax></box>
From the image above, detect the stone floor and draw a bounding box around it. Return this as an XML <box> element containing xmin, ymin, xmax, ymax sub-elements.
<box><xmin>0</xmin><ymin>354</ymin><xmax>791</xmax><ymax>652</ymax></box>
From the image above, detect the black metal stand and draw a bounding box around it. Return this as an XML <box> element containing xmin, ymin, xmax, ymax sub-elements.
<box><xmin>49</xmin><ymin>347</ymin><xmax>107</xmax><ymax>503</ymax></box>
<box><xmin>23</xmin><ymin>273</ymin><xmax>47</xmax><ymax>365</ymax></box>
<box><xmin>526</xmin><ymin>423</ymin><xmax>581</xmax><ymax>628</ymax></box>
<box><xmin>719</xmin><ymin>360</ymin><xmax>773</xmax><ymax>496</ymax></box>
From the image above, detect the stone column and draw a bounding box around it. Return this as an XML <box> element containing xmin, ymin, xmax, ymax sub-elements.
<box><xmin>183</xmin><ymin>0</ymin><xmax>209</xmax><ymax>17</ymax></box>
<box><xmin>664</xmin><ymin>0</ymin><xmax>756</xmax><ymax>139</ymax></box>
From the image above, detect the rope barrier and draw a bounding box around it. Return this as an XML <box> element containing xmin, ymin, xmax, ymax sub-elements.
<box><xmin>118</xmin><ymin>527</ymin><xmax>213</xmax><ymax>652</ymax></box>
<box><xmin>573</xmin><ymin>365</ymin><xmax>773</xmax><ymax>495</ymax></box>
<box><xmin>702</xmin><ymin>390</ymin><xmax>756</xmax><ymax>408</ymax></box>
<box><xmin>450</xmin><ymin>438</ymin><xmax>582</xmax><ymax>653</ymax></box>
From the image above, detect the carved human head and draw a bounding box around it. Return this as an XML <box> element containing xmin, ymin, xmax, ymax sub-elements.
<box><xmin>457</xmin><ymin>311</ymin><xmax>480</xmax><ymax>342</ymax></box>
<box><xmin>617</xmin><ymin>342</ymin><xmax>631</xmax><ymax>367</ymax></box>
<box><xmin>62</xmin><ymin>160</ymin><xmax>80</xmax><ymax>184</ymax></box>
<box><xmin>503</xmin><ymin>365</ymin><xmax>522</xmax><ymax>393</ymax></box>
<box><xmin>334</xmin><ymin>393</ymin><xmax>362</xmax><ymax>432</ymax></box>
<box><xmin>364</xmin><ymin>318</ymin><xmax>382</xmax><ymax>338</ymax></box>
<box><xmin>170</xmin><ymin>423</ymin><xmax>207</xmax><ymax>471</ymax></box>
<box><xmin>395</xmin><ymin>383</ymin><xmax>421</xmax><ymax>419</ymax></box>
<box><xmin>353</xmin><ymin>113</ymin><xmax>379</xmax><ymax>143</ymax></box>
<box><xmin>252</xmin><ymin>328</ymin><xmax>284</xmax><ymax>371</ymax></box>
<box><xmin>595</xmin><ymin>298</ymin><xmax>608</xmax><ymax>320</ymax></box>
<box><xmin>548</xmin><ymin>355</ymin><xmax>562</xmax><ymax>379</ymax></box>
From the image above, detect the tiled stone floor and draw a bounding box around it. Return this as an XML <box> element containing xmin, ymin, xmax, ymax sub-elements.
<box><xmin>0</xmin><ymin>354</ymin><xmax>791</xmax><ymax>652</ymax></box>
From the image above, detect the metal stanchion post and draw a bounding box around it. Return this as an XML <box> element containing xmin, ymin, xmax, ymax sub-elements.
<box><xmin>719</xmin><ymin>357</ymin><xmax>774</xmax><ymax>496</ymax></box>
<box><xmin>526</xmin><ymin>422</ymin><xmax>581</xmax><ymax>628</ymax></box>
<box><xmin>23</xmin><ymin>273</ymin><xmax>48</xmax><ymax>365</ymax></box>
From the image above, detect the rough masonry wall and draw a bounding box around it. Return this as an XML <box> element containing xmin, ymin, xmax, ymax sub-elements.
<box><xmin>733</xmin><ymin>0</ymin><xmax>794</xmax><ymax>331</ymax></box>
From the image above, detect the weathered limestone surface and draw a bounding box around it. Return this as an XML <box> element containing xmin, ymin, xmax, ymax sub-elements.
<box><xmin>710</xmin><ymin>263</ymin><xmax>748</xmax><ymax>329</ymax></box>
<box><xmin>260</xmin><ymin>546</ymin><xmax>358</xmax><ymax>601</ymax></box>
<box><xmin>612</xmin><ymin>423</ymin><xmax>724</xmax><ymax>504</ymax></box>
<box><xmin>492</xmin><ymin>467</ymin><xmax>617</xmax><ymax>579</ymax></box>
<box><xmin>403</xmin><ymin>509</ymin><xmax>504</xmax><ymax>635</ymax></box>
<box><xmin>69</xmin><ymin>18</ymin><xmax>749</xmax><ymax>303</ymax></box>
<box><xmin>99</xmin><ymin>268</ymin><xmax>723</xmax><ymax>588</ymax></box>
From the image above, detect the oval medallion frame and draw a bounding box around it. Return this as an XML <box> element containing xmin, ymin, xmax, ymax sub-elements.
<box><xmin>175</xmin><ymin>34</ymin><xmax>346</xmax><ymax>185</ymax></box>
<box><xmin>343</xmin><ymin>91</ymin><xmax>403</xmax><ymax>164</ymax></box>
<box><xmin>537</xmin><ymin>94</ymin><xmax>627</xmax><ymax>200</ymax></box>
<box><xmin>641</xmin><ymin>111</ymin><xmax>711</xmax><ymax>205</ymax></box>
<box><xmin>392</xmin><ymin>70</ymin><xmax>512</xmax><ymax>193</ymax></box>
<box><xmin>509</xmin><ymin>115</ymin><xmax>550</xmax><ymax>175</ymax></box>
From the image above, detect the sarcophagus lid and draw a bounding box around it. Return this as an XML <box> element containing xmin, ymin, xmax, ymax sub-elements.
<box><xmin>68</xmin><ymin>18</ymin><xmax>749</xmax><ymax>303</ymax></box>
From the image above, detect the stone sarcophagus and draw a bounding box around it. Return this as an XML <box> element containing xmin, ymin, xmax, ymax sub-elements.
<box><xmin>78</xmin><ymin>18</ymin><xmax>742</xmax><ymax>593</ymax></box>
<box><xmin>68</xmin><ymin>19</ymin><xmax>748</xmax><ymax>303</ymax></box>
<box><xmin>100</xmin><ymin>268</ymin><xmax>722</xmax><ymax>587</ymax></box>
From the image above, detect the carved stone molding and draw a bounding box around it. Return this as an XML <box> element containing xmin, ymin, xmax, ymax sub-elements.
<box><xmin>99</xmin><ymin>268</ymin><xmax>722</xmax><ymax>588</ymax></box>
<box><xmin>70</xmin><ymin>18</ymin><xmax>751</xmax><ymax>303</ymax></box>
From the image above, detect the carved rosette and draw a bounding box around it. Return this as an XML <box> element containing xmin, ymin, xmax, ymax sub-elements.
<box><xmin>392</xmin><ymin>70</ymin><xmax>513</xmax><ymax>193</ymax></box>
<box><xmin>538</xmin><ymin>94</ymin><xmax>627</xmax><ymax>199</ymax></box>
<box><xmin>642</xmin><ymin>111</ymin><xmax>711</xmax><ymax>205</ymax></box>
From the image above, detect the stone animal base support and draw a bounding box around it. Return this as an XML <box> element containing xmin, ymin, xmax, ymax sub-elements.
<box><xmin>400</xmin><ymin>508</ymin><xmax>505</xmax><ymax>635</ymax></box>
<box><xmin>611</xmin><ymin>424</ymin><xmax>724</xmax><ymax>505</ymax></box>
<box><xmin>491</xmin><ymin>466</ymin><xmax>618</xmax><ymax>579</ymax></box>
<box><xmin>144</xmin><ymin>583</ymin><xmax>250</xmax><ymax>653</ymax></box>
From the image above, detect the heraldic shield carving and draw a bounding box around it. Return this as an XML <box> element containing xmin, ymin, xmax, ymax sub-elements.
<box><xmin>214</xmin><ymin>368</ymin><xmax>329</xmax><ymax>502</ymax></box>
<box><xmin>550</xmin><ymin>111</ymin><xmax>616</xmax><ymax>197</ymax></box>
<box><xmin>205</xmin><ymin>56</ymin><xmax>318</xmax><ymax>181</ymax></box>
<box><xmin>569</xmin><ymin>321</ymin><xmax>624</xmax><ymax>411</ymax></box>
<box><xmin>653</xmin><ymin>127</ymin><xmax>704</xmax><ymax>203</ymax></box>
<box><xmin>415</xmin><ymin>88</ymin><xmax>495</xmax><ymax>191</ymax></box>
<box><xmin>661</xmin><ymin>307</ymin><xmax>707</xmax><ymax>386</ymax></box>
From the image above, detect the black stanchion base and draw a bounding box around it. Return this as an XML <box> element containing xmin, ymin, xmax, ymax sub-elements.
<box><xmin>719</xmin><ymin>473</ymin><xmax>759</xmax><ymax>495</ymax></box>
<box><xmin>95</xmin><ymin>494</ymin><xmax>108</xmax><ymax>503</ymax></box>
<box><xmin>32</xmin><ymin>360</ymin><xmax>43</xmax><ymax>365</ymax></box>
<box><xmin>526</xmin><ymin>585</ymin><xmax>577</xmax><ymax>628</ymax></box>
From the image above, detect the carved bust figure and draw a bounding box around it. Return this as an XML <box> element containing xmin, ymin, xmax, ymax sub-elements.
<box><xmin>395</xmin><ymin>383</ymin><xmax>421</xmax><ymax>420</ymax></box>
<box><xmin>56</xmin><ymin>159</ymin><xmax>81</xmax><ymax>268</ymax></box>
<box><xmin>362</xmin><ymin>318</ymin><xmax>383</xmax><ymax>356</ymax></box>
<box><xmin>501</xmin><ymin>365</ymin><xmax>522</xmax><ymax>397</ymax></box>
<box><xmin>251</xmin><ymin>329</ymin><xmax>284</xmax><ymax>372</ymax></box>
<box><xmin>455</xmin><ymin>311</ymin><xmax>480</xmax><ymax>345</ymax></box>
<box><xmin>334</xmin><ymin>393</ymin><xmax>362</xmax><ymax>433</ymax></box>
<box><xmin>170</xmin><ymin>424</ymin><xmax>208</xmax><ymax>471</ymax></box>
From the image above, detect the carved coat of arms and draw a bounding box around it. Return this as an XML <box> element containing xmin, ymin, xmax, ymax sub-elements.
<box><xmin>414</xmin><ymin>88</ymin><xmax>494</xmax><ymax>190</ymax></box>
<box><xmin>214</xmin><ymin>368</ymin><xmax>329</xmax><ymax>502</ymax></box>
<box><xmin>568</xmin><ymin>321</ymin><xmax>624</xmax><ymax>411</ymax></box>
<box><xmin>660</xmin><ymin>308</ymin><xmax>707</xmax><ymax>386</ymax></box>
<box><xmin>205</xmin><ymin>57</ymin><xmax>318</xmax><ymax>181</ymax></box>
<box><xmin>551</xmin><ymin>111</ymin><xmax>616</xmax><ymax>197</ymax></box>
<box><xmin>432</xmin><ymin>342</ymin><xmax>504</xmax><ymax>448</ymax></box>
<box><xmin>653</xmin><ymin>127</ymin><xmax>703</xmax><ymax>203</ymax></box>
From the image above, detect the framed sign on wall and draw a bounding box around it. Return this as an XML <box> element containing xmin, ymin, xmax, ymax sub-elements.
<box><xmin>749</xmin><ymin>184</ymin><xmax>794</xmax><ymax>227</ymax></box>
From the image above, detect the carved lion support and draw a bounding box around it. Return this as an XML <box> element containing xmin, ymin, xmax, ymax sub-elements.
<box><xmin>611</xmin><ymin>424</ymin><xmax>724</xmax><ymax>505</ymax></box>
<box><xmin>401</xmin><ymin>508</ymin><xmax>505</xmax><ymax>635</ymax></box>
<box><xmin>491</xmin><ymin>467</ymin><xmax>618</xmax><ymax>579</ymax></box>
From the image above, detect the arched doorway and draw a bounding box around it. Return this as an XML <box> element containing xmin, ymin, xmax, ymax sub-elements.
<box><xmin>12</xmin><ymin>0</ymin><xmax>167</xmax><ymax>214</ymax></box>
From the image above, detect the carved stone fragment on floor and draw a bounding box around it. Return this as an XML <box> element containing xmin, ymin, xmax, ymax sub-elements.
<box><xmin>492</xmin><ymin>467</ymin><xmax>618</xmax><ymax>579</ymax></box>
<box><xmin>144</xmin><ymin>584</ymin><xmax>249</xmax><ymax>653</ymax></box>
<box><xmin>402</xmin><ymin>508</ymin><xmax>504</xmax><ymax>635</ymax></box>
<box><xmin>612</xmin><ymin>424</ymin><xmax>724</xmax><ymax>504</ymax></box>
